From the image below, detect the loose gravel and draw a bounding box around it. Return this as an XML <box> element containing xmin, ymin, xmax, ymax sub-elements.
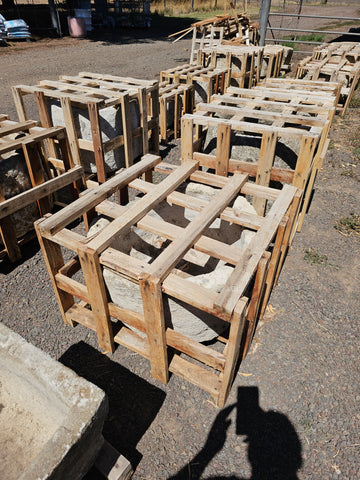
<box><xmin>1</xmin><ymin>12</ymin><xmax>360</xmax><ymax>480</ymax></box>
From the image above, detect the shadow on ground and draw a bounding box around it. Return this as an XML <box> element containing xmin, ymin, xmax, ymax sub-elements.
<box><xmin>59</xmin><ymin>342</ymin><xmax>166</xmax><ymax>477</ymax></box>
<box><xmin>87</xmin><ymin>14</ymin><xmax>198</xmax><ymax>45</ymax></box>
<box><xmin>169</xmin><ymin>386</ymin><xmax>302</xmax><ymax>480</ymax></box>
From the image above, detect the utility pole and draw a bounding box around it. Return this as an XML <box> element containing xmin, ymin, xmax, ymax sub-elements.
<box><xmin>259</xmin><ymin>0</ymin><xmax>271</xmax><ymax>47</ymax></box>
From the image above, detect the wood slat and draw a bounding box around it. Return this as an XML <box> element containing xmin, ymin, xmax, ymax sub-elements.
<box><xmin>145</xmin><ymin>173</ymin><xmax>248</xmax><ymax>281</ymax></box>
<box><xmin>214</xmin><ymin>184</ymin><xmax>297</xmax><ymax>315</ymax></box>
<box><xmin>0</xmin><ymin>166</ymin><xmax>83</xmax><ymax>219</ymax></box>
<box><xmin>88</xmin><ymin>160</ymin><xmax>198</xmax><ymax>253</ymax></box>
<box><xmin>37</xmin><ymin>154</ymin><xmax>161</xmax><ymax>237</ymax></box>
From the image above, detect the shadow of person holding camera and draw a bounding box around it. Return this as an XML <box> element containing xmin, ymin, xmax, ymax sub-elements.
<box><xmin>169</xmin><ymin>386</ymin><xmax>302</xmax><ymax>480</ymax></box>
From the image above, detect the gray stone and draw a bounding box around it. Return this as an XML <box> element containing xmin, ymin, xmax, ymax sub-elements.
<box><xmin>48</xmin><ymin>98</ymin><xmax>143</xmax><ymax>174</ymax></box>
<box><xmin>88</xmin><ymin>188</ymin><xmax>257</xmax><ymax>342</ymax></box>
<box><xmin>0</xmin><ymin>149</ymin><xmax>41</xmax><ymax>244</ymax></box>
<box><xmin>0</xmin><ymin>323</ymin><xmax>108</xmax><ymax>480</ymax></box>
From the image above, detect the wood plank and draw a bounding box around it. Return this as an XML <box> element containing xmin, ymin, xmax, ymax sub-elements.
<box><xmin>252</xmin><ymin>131</ymin><xmax>278</xmax><ymax>215</ymax></box>
<box><xmin>114</xmin><ymin>327</ymin><xmax>150</xmax><ymax>359</ymax></box>
<box><xmin>37</xmin><ymin>154</ymin><xmax>161</xmax><ymax>237</ymax></box>
<box><xmin>96</xmin><ymin>199</ymin><xmax>244</xmax><ymax>265</ymax></box>
<box><xmin>193</xmin><ymin>152</ymin><xmax>294</xmax><ymax>183</ymax></box>
<box><xmin>0</xmin><ymin>166</ymin><xmax>83</xmax><ymax>219</ymax></box>
<box><xmin>214</xmin><ymin>184</ymin><xmax>297</xmax><ymax>316</ymax></box>
<box><xmin>169</xmin><ymin>354</ymin><xmax>221</xmax><ymax>397</ymax></box>
<box><xmin>216</xmin><ymin>122</ymin><xmax>231</xmax><ymax>176</ymax></box>
<box><xmin>145</xmin><ymin>173</ymin><xmax>248</xmax><ymax>281</ymax></box>
<box><xmin>35</xmin><ymin>218</ymin><xmax>75</xmax><ymax>326</ymax></box>
<box><xmin>94</xmin><ymin>440</ymin><xmax>133</xmax><ymax>480</ymax></box>
<box><xmin>78</xmin><ymin>245</ymin><xmax>114</xmax><ymax>353</ymax></box>
<box><xmin>166</xmin><ymin>329</ymin><xmax>226</xmax><ymax>371</ymax></box>
<box><xmin>0</xmin><ymin>120</ymin><xmax>38</xmax><ymax>138</ymax></box>
<box><xmin>87</xmin><ymin>160</ymin><xmax>198</xmax><ymax>253</ymax></box>
<box><xmin>216</xmin><ymin>297</ymin><xmax>248</xmax><ymax>407</ymax></box>
<box><xmin>162</xmin><ymin>273</ymin><xmax>231</xmax><ymax>322</ymax></box>
<box><xmin>140</xmin><ymin>275</ymin><xmax>169</xmax><ymax>383</ymax></box>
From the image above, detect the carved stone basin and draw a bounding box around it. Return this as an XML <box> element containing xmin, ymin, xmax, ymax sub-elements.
<box><xmin>0</xmin><ymin>323</ymin><xmax>108</xmax><ymax>480</ymax></box>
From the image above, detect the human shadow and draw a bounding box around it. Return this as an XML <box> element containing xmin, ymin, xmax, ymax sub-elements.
<box><xmin>59</xmin><ymin>341</ymin><xmax>166</xmax><ymax>474</ymax></box>
<box><xmin>168</xmin><ymin>386</ymin><xmax>302</xmax><ymax>480</ymax></box>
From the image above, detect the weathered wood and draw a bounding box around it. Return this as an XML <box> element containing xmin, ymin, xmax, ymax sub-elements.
<box><xmin>36</xmin><ymin>161</ymin><xmax>298</xmax><ymax>405</ymax></box>
<box><xmin>12</xmin><ymin>73</ymin><xmax>160</xmax><ymax>183</ymax></box>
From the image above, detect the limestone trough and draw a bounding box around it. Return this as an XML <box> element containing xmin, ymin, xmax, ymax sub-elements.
<box><xmin>0</xmin><ymin>323</ymin><xmax>108</xmax><ymax>480</ymax></box>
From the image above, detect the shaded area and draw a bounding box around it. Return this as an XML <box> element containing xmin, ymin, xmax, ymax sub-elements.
<box><xmin>59</xmin><ymin>341</ymin><xmax>166</xmax><ymax>474</ymax></box>
<box><xmin>0</xmin><ymin>5</ymin><xmax>198</xmax><ymax>45</ymax></box>
<box><xmin>169</xmin><ymin>386</ymin><xmax>302</xmax><ymax>480</ymax></box>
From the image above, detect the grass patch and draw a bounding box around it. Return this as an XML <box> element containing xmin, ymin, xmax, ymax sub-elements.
<box><xmin>304</xmin><ymin>248</ymin><xmax>328</xmax><ymax>265</ymax></box>
<box><xmin>334</xmin><ymin>214</ymin><xmax>360</xmax><ymax>237</ymax></box>
<box><xmin>296</xmin><ymin>33</ymin><xmax>324</xmax><ymax>43</ymax></box>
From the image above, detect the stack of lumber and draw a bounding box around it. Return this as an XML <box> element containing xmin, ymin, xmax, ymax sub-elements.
<box><xmin>12</xmin><ymin>72</ymin><xmax>159</xmax><ymax>184</ymax></box>
<box><xmin>35</xmin><ymin>154</ymin><xmax>299</xmax><ymax>407</ymax></box>
<box><xmin>180</xmin><ymin>77</ymin><xmax>339</xmax><ymax>233</ymax></box>
<box><xmin>169</xmin><ymin>12</ymin><xmax>258</xmax><ymax>64</ymax></box>
<box><xmin>0</xmin><ymin>115</ymin><xmax>84</xmax><ymax>262</ymax></box>
<box><xmin>295</xmin><ymin>42</ymin><xmax>360</xmax><ymax>115</ymax></box>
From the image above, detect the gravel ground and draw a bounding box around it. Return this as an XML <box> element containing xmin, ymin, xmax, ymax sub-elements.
<box><xmin>1</xmin><ymin>6</ymin><xmax>360</xmax><ymax>480</ymax></box>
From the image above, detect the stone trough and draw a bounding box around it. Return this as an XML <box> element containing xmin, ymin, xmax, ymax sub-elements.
<box><xmin>0</xmin><ymin>323</ymin><xmax>108</xmax><ymax>480</ymax></box>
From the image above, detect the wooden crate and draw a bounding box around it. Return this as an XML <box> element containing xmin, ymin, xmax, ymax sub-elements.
<box><xmin>0</xmin><ymin>115</ymin><xmax>84</xmax><ymax>262</ymax></box>
<box><xmin>181</xmin><ymin>86</ymin><xmax>335</xmax><ymax>233</ymax></box>
<box><xmin>159</xmin><ymin>64</ymin><xmax>229</xmax><ymax>106</ymax></box>
<box><xmin>198</xmin><ymin>45</ymin><xmax>265</xmax><ymax>88</ymax></box>
<box><xmin>295</xmin><ymin>44</ymin><xmax>360</xmax><ymax>116</ymax></box>
<box><xmin>35</xmin><ymin>154</ymin><xmax>299</xmax><ymax>407</ymax></box>
<box><xmin>311</xmin><ymin>42</ymin><xmax>360</xmax><ymax>64</ymax></box>
<box><xmin>187</xmin><ymin>14</ymin><xmax>254</xmax><ymax>64</ymax></box>
<box><xmin>12</xmin><ymin>72</ymin><xmax>160</xmax><ymax>184</ymax></box>
<box><xmin>159</xmin><ymin>82</ymin><xmax>194</xmax><ymax>142</ymax></box>
<box><xmin>258</xmin><ymin>77</ymin><xmax>342</xmax><ymax>102</ymax></box>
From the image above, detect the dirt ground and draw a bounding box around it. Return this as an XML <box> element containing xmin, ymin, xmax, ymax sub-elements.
<box><xmin>1</xmin><ymin>4</ymin><xmax>360</xmax><ymax>480</ymax></box>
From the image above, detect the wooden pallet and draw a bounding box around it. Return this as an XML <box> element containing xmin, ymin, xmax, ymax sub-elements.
<box><xmin>12</xmin><ymin>72</ymin><xmax>159</xmax><ymax>184</ymax></box>
<box><xmin>0</xmin><ymin>115</ymin><xmax>84</xmax><ymax>262</ymax></box>
<box><xmin>295</xmin><ymin>44</ymin><xmax>360</xmax><ymax>116</ymax></box>
<box><xmin>180</xmin><ymin>85</ymin><xmax>335</xmax><ymax>232</ymax></box>
<box><xmin>159</xmin><ymin>82</ymin><xmax>194</xmax><ymax>142</ymax></box>
<box><xmin>160</xmin><ymin>64</ymin><xmax>229</xmax><ymax>105</ymax></box>
<box><xmin>35</xmin><ymin>154</ymin><xmax>299</xmax><ymax>407</ymax></box>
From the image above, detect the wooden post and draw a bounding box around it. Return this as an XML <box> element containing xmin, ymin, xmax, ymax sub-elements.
<box><xmin>216</xmin><ymin>297</ymin><xmax>248</xmax><ymax>407</ymax></box>
<box><xmin>78</xmin><ymin>245</ymin><xmax>114</xmax><ymax>353</ymax></box>
<box><xmin>35</xmin><ymin>218</ymin><xmax>75</xmax><ymax>326</ymax></box>
<box><xmin>139</xmin><ymin>274</ymin><xmax>169</xmax><ymax>383</ymax></box>
<box><xmin>88</xmin><ymin>101</ymin><xmax>107</xmax><ymax>184</ymax></box>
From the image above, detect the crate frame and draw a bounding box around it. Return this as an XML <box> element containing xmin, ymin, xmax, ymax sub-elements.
<box><xmin>295</xmin><ymin>44</ymin><xmax>360</xmax><ymax>116</ymax></box>
<box><xmin>160</xmin><ymin>64</ymin><xmax>229</xmax><ymax>105</ymax></box>
<box><xmin>0</xmin><ymin>115</ymin><xmax>84</xmax><ymax>262</ymax></box>
<box><xmin>12</xmin><ymin>72</ymin><xmax>160</xmax><ymax>184</ymax></box>
<box><xmin>159</xmin><ymin>82</ymin><xmax>194</xmax><ymax>142</ymax></box>
<box><xmin>198</xmin><ymin>45</ymin><xmax>265</xmax><ymax>89</ymax></box>
<box><xmin>35</xmin><ymin>154</ymin><xmax>299</xmax><ymax>407</ymax></box>
<box><xmin>181</xmin><ymin>83</ymin><xmax>336</xmax><ymax>233</ymax></box>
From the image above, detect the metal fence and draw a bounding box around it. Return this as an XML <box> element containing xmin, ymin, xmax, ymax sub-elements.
<box><xmin>266</xmin><ymin>12</ymin><xmax>360</xmax><ymax>55</ymax></box>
